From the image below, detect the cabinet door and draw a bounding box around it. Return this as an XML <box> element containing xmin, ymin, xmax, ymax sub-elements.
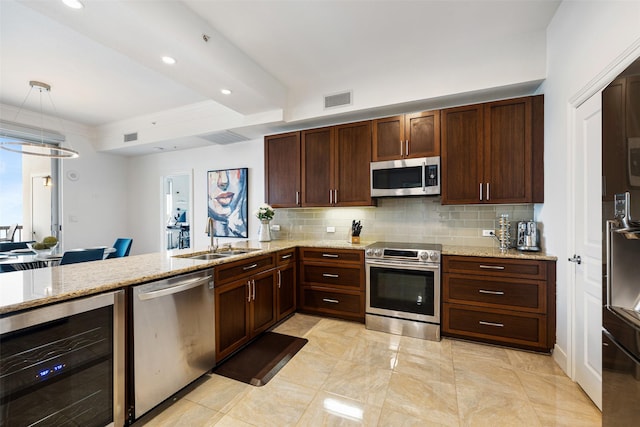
<box><xmin>265</xmin><ymin>132</ymin><xmax>301</xmax><ymax>207</ymax></box>
<box><xmin>277</xmin><ymin>263</ymin><xmax>296</xmax><ymax>321</ymax></box>
<box><xmin>334</xmin><ymin>121</ymin><xmax>373</xmax><ymax>206</ymax></box>
<box><xmin>602</xmin><ymin>78</ymin><xmax>627</xmax><ymax>201</ymax></box>
<box><xmin>483</xmin><ymin>97</ymin><xmax>532</xmax><ymax>203</ymax></box>
<box><xmin>405</xmin><ymin>110</ymin><xmax>440</xmax><ymax>158</ymax></box>
<box><xmin>441</xmin><ymin>104</ymin><xmax>484</xmax><ymax>204</ymax></box>
<box><xmin>215</xmin><ymin>280</ymin><xmax>250</xmax><ymax>361</ymax></box>
<box><xmin>302</xmin><ymin>127</ymin><xmax>333</xmax><ymax>206</ymax></box>
<box><xmin>249</xmin><ymin>270</ymin><xmax>277</xmax><ymax>337</ymax></box>
<box><xmin>372</xmin><ymin>115</ymin><xmax>404</xmax><ymax>161</ymax></box>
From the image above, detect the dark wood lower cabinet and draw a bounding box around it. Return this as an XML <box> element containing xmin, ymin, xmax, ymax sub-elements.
<box><xmin>442</xmin><ymin>255</ymin><xmax>556</xmax><ymax>352</ymax></box>
<box><xmin>297</xmin><ymin>247</ymin><xmax>365</xmax><ymax>322</ymax></box>
<box><xmin>215</xmin><ymin>271</ymin><xmax>277</xmax><ymax>362</ymax></box>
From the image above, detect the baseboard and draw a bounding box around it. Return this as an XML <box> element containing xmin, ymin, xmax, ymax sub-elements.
<box><xmin>553</xmin><ymin>343</ymin><xmax>570</xmax><ymax>377</ymax></box>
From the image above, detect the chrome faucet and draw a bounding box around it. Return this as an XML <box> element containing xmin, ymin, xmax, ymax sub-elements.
<box><xmin>205</xmin><ymin>217</ymin><xmax>218</xmax><ymax>252</ymax></box>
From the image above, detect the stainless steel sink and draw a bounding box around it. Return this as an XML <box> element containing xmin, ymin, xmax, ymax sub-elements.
<box><xmin>178</xmin><ymin>248</ymin><xmax>259</xmax><ymax>261</ymax></box>
<box><xmin>187</xmin><ymin>253</ymin><xmax>228</xmax><ymax>260</ymax></box>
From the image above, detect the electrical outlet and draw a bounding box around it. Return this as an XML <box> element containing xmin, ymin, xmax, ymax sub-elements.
<box><xmin>326</xmin><ymin>226</ymin><xmax>336</xmax><ymax>233</ymax></box>
<box><xmin>482</xmin><ymin>229</ymin><xmax>494</xmax><ymax>237</ymax></box>
<box><xmin>270</xmin><ymin>224</ymin><xmax>281</xmax><ymax>231</ymax></box>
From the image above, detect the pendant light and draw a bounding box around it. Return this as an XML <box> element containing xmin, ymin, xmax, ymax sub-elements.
<box><xmin>0</xmin><ymin>81</ymin><xmax>79</xmax><ymax>159</ymax></box>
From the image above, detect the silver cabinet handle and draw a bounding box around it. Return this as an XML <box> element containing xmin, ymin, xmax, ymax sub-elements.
<box><xmin>323</xmin><ymin>273</ymin><xmax>339</xmax><ymax>278</ymax></box>
<box><xmin>479</xmin><ymin>265</ymin><xmax>505</xmax><ymax>270</ymax></box>
<box><xmin>322</xmin><ymin>253</ymin><xmax>339</xmax><ymax>258</ymax></box>
<box><xmin>281</xmin><ymin>254</ymin><xmax>292</xmax><ymax>260</ymax></box>
<box><xmin>296</xmin><ymin>191</ymin><xmax>300</xmax><ymax>206</ymax></box>
<box><xmin>486</xmin><ymin>183</ymin><xmax>490</xmax><ymax>201</ymax></box>
<box><xmin>479</xmin><ymin>289</ymin><xmax>504</xmax><ymax>295</ymax></box>
<box><xmin>242</xmin><ymin>263</ymin><xmax>259</xmax><ymax>271</ymax></box>
<box><xmin>334</xmin><ymin>189</ymin><xmax>338</xmax><ymax>204</ymax></box>
<box><xmin>277</xmin><ymin>270</ymin><xmax>281</xmax><ymax>288</ymax></box>
<box><xmin>247</xmin><ymin>281</ymin><xmax>251</xmax><ymax>303</ymax></box>
<box><xmin>322</xmin><ymin>298</ymin><xmax>339</xmax><ymax>304</ymax></box>
<box><xmin>329</xmin><ymin>189</ymin><xmax>333</xmax><ymax>204</ymax></box>
<box><xmin>479</xmin><ymin>183</ymin><xmax>483</xmax><ymax>201</ymax></box>
<box><xmin>252</xmin><ymin>279</ymin><xmax>256</xmax><ymax>301</ymax></box>
<box><xmin>405</xmin><ymin>140</ymin><xmax>409</xmax><ymax>156</ymax></box>
<box><xmin>399</xmin><ymin>140</ymin><xmax>403</xmax><ymax>156</ymax></box>
<box><xmin>479</xmin><ymin>321</ymin><xmax>504</xmax><ymax>328</ymax></box>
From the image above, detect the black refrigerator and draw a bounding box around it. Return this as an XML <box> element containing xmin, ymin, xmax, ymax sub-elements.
<box><xmin>602</xmin><ymin>192</ymin><xmax>640</xmax><ymax>426</ymax></box>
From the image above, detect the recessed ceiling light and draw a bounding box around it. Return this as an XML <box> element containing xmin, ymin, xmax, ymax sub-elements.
<box><xmin>62</xmin><ymin>0</ymin><xmax>84</xmax><ymax>9</ymax></box>
<box><xmin>162</xmin><ymin>56</ymin><xmax>177</xmax><ymax>65</ymax></box>
<box><xmin>221</xmin><ymin>89</ymin><xmax>232</xmax><ymax>95</ymax></box>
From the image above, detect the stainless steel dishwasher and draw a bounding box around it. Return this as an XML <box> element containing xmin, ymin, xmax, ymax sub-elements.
<box><xmin>133</xmin><ymin>269</ymin><xmax>215</xmax><ymax>419</ymax></box>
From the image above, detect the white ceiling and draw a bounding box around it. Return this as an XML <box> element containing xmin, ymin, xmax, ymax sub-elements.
<box><xmin>0</xmin><ymin>0</ymin><xmax>561</xmax><ymax>155</ymax></box>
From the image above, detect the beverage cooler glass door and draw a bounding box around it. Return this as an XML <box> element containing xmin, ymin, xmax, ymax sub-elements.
<box><xmin>0</xmin><ymin>291</ymin><xmax>124</xmax><ymax>427</ymax></box>
<box><xmin>366</xmin><ymin>261</ymin><xmax>440</xmax><ymax>323</ymax></box>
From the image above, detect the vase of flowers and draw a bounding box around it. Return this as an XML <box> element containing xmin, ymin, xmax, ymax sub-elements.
<box><xmin>255</xmin><ymin>203</ymin><xmax>275</xmax><ymax>241</ymax></box>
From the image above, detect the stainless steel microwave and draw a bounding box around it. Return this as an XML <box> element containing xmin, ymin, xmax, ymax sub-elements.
<box><xmin>370</xmin><ymin>156</ymin><xmax>440</xmax><ymax>197</ymax></box>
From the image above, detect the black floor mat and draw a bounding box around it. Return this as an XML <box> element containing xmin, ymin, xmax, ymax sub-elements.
<box><xmin>212</xmin><ymin>332</ymin><xmax>307</xmax><ymax>386</ymax></box>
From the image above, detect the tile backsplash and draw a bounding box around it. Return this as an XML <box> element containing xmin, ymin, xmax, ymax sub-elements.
<box><xmin>269</xmin><ymin>197</ymin><xmax>535</xmax><ymax>248</ymax></box>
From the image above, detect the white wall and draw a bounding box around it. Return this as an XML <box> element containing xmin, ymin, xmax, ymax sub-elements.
<box><xmin>127</xmin><ymin>139</ymin><xmax>266</xmax><ymax>254</ymax></box>
<box><xmin>539</xmin><ymin>0</ymin><xmax>640</xmax><ymax>372</ymax></box>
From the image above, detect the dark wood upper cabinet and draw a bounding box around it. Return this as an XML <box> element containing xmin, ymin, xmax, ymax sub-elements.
<box><xmin>441</xmin><ymin>95</ymin><xmax>544</xmax><ymax>205</ymax></box>
<box><xmin>301</xmin><ymin>127</ymin><xmax>334</xmax><ymax>206</ymax></box>
<box><xmin>372</xmin><ymin>110</ymin><xmax>440</xmax><ymax>161</ymax></box>
<box><xmin>264</xmin><ymin>132</ymin><xmax>301</xmax><ymax>207</ymax></box>
<box><xmin>333</xmin><ymin>121</ymin><xmax>373</xmax><ymax>206</ymax></box>
<box><xmin>602</xmin><ymin>77</ymin><xmax>626</xmax><ymax>201</ymax></box>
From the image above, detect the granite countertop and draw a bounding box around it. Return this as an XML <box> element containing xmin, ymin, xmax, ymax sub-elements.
<box><xmin>0</xmin><ymin>239</ymin><xmax>555</xmax><ymax>315</ymax></box>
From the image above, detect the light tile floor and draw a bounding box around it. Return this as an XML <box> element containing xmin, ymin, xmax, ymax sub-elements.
<box><xmin>135</xmin><ymin>314</ymin><xmax>601</xmax><ymax>426</ymax></box>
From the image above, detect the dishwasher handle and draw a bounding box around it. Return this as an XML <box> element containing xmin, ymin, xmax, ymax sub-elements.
<box><xmin>137</xmin><ymin>275</ymin><xmax>213</xmax><ymax>301</ymax></box>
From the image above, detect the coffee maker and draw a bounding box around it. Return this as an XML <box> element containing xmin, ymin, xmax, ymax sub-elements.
<box><xmin>516</xmin><ymin>221</ymin><xmax>540</xmax><ymax>251</ymax></box>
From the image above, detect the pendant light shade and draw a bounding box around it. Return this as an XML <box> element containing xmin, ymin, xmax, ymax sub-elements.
<box><xmin>0</xmin><ymin>81</ymin><xmax>79</xmax><ymax>159</ymax></box>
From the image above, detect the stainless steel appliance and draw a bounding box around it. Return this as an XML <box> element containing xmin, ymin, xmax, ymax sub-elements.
<box><xmin>516</xmin><ymin>220</ymin><xmax>540</xmax><ymax>251</ymax></box>
<box><xmin>365</xmin><ymin>242</ymin><xmax>441</xmax><ymax>340</ymax></box>
<box><xmin>132</xmin><ymin>269</ymin><xmax>215</xmax><ymax>419</ymax></box>
<box><xmin>370</xmin><ymin>156</ymin><xmax>440</xmax><ymax>197</ymax></box>
<box><xmin>603</xmin><ymin>192</ymin><xmax>640</xmax><ymax>425</ymax></box>
<box><xmin>0</xmin><ymin>291</ymin><xmax>125</xmax><ymax>427</ymax></box>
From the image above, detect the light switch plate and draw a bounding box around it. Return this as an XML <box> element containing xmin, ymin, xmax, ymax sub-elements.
<box><xmin>326</xmin><ymin>226</ymin><xmax>336</xmax><ymax>233</ymax></box>
<box><xmin>482</xmin><ymin>229</ymin><xmax>494</xmax><ymax>237</ymax></box>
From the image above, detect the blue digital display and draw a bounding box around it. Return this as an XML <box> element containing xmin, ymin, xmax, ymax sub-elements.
<box><xmin>36</xmin><ymin>363</ymin><xmax>65</xmax><ymax>380</ymax></box>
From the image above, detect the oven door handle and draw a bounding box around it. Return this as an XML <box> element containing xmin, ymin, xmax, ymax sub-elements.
<box><xmin>365</xmin><ymin>260</ymin><xmax>440</xmax><ymax>271</ymax></box>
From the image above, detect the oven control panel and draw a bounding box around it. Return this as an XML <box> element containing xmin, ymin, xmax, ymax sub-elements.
<box><xmin>365</xmin><ymin>246</ymin><xmax>440</xmax><ymax>263</ymax></box>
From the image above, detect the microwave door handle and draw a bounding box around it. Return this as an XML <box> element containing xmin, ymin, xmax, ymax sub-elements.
<box><xmin>422</xmin><ymin>161</ymin><xmax>426</xmax><ymax>193</ymax></box>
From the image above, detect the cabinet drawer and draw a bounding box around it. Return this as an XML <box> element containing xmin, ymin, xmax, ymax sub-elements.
<box><xmin>215</xmin><ymin>254</ymin><xmax>275</xmax><ymax>285</ymax></box>
<box><xmin>300</xmin><ymin>287</ymin><xmax>362</xmax><ymax>316</ymax></box>
<box><xmin>276</xmin><ymin>248</ymin><xmax>296</xmax><ymax>266</ymax></box>
<box><xmin>443</xmin><ymin>303</ymin><xmax>547</xmax><ymax>349</ymax></box>
<box><xmin>302</xmin><ymin>265</ymin><xmax>362</xmax><ymax>289</ymax></box>
<box><xmin>444</xmin><ymin>275</ymin><xmax>546</xmax><ymax>313</ymax></box>
<box><xmin>300</xmin><ymin>248</ymin><xmax>363</xmax><ymax>264</ymax></box>
<box><xmin>443</xmin><ymin>256</ymin><xmax>547</xmax><ymax>280</ymax></box>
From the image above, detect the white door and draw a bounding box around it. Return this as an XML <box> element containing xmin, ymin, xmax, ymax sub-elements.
<box><xmin>572</xmin><ymin>92</ymin><xmax>602</xmax><ymax>409</ymax></box>
<box><xmin>31</xmin><ymin>175</ymin><xmax>52</xmax><ymax>242</ymax></box>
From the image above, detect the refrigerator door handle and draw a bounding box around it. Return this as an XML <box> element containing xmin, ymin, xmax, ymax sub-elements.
<box><xmin>606</xmin><ymin>220</ymin><xmax>614</xmax><ymax>307</ymax></box>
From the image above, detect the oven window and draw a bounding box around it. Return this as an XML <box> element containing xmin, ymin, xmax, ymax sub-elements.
<box><xmin>369</xmin><ymin>266</ymin><xmax>435</xmax><ymax>316</ymax></box>
<box><xmin>0</xmin><ymin>306</ymin><xmax>113</xmax><ymax>427</ymax></box>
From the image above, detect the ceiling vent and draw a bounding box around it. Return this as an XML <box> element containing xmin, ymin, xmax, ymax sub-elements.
<box><xmin>123</xmin><ymin>132</ymin><xmax>138</xmax><ymax>142</ymax></box>
<box><xmin>324</xmin><ymin>90</ymin><xmax>352</xmax><ymax>109</ymax></box>
<box><xmin>199</xmin><ymin>130</ymin><xmax>250</xmax><ymax>145</ymax></box>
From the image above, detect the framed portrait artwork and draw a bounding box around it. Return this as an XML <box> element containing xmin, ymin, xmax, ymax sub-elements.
<box><xmin>207</xmin><ymin>168</ymin><xmax>248</xmax><ymax>238</ymax></box>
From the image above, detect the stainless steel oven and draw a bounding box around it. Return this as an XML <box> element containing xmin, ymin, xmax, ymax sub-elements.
<box><xmin>365</xmin><ymin>242</ymin><xmax>441</xmax><ymax>340</ymax></box>
<box><xmin>0</xmin><ymin>291</ymin><xmax>125</xmax><ymax>427</ymax></box>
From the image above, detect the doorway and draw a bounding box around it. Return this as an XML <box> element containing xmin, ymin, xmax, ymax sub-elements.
<box><xmin>162</xmin><ymin>172</ymin><xmax>192</xmax><ymax>251</ymax></box>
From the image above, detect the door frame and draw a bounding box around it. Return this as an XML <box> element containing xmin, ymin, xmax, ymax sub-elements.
<box><xmin>566</xmin><ymin>40</ymin><xmax>640</xmax><ymax>381</ymax></box>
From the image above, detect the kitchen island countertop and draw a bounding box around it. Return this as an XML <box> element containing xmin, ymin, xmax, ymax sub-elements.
<box><xmin>0</xmin><ymin>240</ymin><xmax>556</xmax><ymax>315</ymax></box>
